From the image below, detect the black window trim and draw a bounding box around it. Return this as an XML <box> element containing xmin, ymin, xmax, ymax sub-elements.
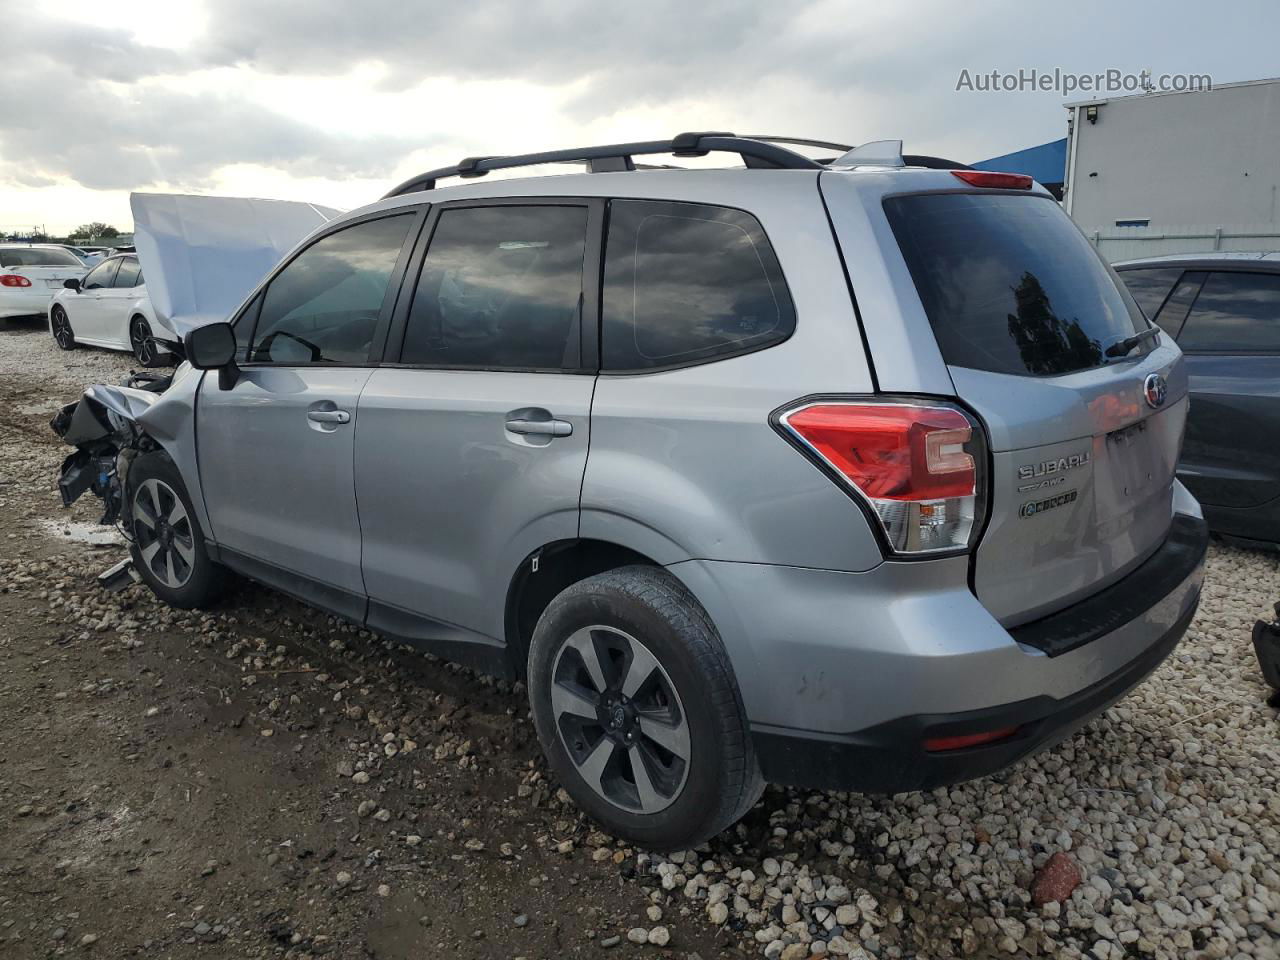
<box><xmin>1113</xmin><ymin>265</ymin><xmax>1186</xmax><ymax>326</ymax></box>
<box><xmin>598</xmin><ymin>196</ymin><xmax>797</xmax><ymax>376</ymax></box>
<box><xmin>233</xmin><ymin>205</ymin><xmax>431</xmax><ymax>369</ymax></box>
<box><xmin>83</xmin><ymin>256</ymin><xmax>121</xmax><ymax>290</ymax></box>
<box><xmin>112</xmin><ymin>255</ymin><xmax>142</xmax><ymax>289</ymax></box>
<box><xmin>380</xmin><ymin>196</ymin><xmax>605</xmax><ymax>375</ymax></box>
<box><xmin>1175</xmin><ymin>268</ymin><xmax>1280</xmax><ymax>356</ymax></box>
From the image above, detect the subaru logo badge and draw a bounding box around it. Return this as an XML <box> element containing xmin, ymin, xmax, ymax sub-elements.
<box><xmin>1144</xmin><ymin>373</ymin><xmax>1168</xmax><ymax>409</ymax></box>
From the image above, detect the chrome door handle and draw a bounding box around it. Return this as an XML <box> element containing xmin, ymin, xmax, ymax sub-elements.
<box><xmin>505</xmin><ymin>417</ymin><xmax>572</xmax><ymax>437</ymax></box>
<box><xmin>308</xmin><ymin>409</ymin><xmax>350</xmax><ymax>424</ymax></box>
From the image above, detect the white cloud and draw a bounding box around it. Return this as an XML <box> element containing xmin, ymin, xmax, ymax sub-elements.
<box><xmin>4</xmin><ymin>0</ymin><xmax>1277</xmax><ymax>234</ymax></box>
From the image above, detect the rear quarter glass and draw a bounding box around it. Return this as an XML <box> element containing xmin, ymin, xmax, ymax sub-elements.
<box><xmin>884</xmin><ymin>193</ymin><xmax>1147</xmax><ymax>377</ymax></box>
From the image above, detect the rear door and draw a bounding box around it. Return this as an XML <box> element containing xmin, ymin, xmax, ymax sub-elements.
<box><xmin>1167</xmin><ymin>269</ymin><xmax>1280</xmax><ymax>511</ymax></box>
<box><xmin>197</xmin><ymin>211</ymin><xmax>420</xmax><ymax>615</ymax></box>
<box><xmin>356</xmin><ymin>199</ymin><xmax>600</xmax><ymax>647</ymax></box>
<box><xmin>881</xmin><ymin>190</ymin><xmax>1186</xmax><ymax>626</ymax></box>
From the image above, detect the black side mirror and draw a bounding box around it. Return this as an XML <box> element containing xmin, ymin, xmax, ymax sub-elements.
<box><xmin>63</xmin><ymin>278</ymin><xmax>81</xmax><ymax>292</ymax></box>
<box><xmin>184</xmin><ymin>322</ymin><xmax>239</xmax><ymax>389</ymax></box>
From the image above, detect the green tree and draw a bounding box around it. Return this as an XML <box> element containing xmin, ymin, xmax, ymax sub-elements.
<box><xmin>69</xmin><ymin>222</ymin><xmax>120</xmax><ymax>241</ymax></box>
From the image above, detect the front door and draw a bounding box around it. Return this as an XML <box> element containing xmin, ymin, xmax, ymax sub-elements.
<box><xmin>356</xmin><ymin>200</ymin><xmax>601</xmax><ymax>647</ymax></box>
<box><xmin>74</xmin><ymin>257</ymin><xmax>120</xmax><ymax>340</ymax></box>
<box><xmin>196</xmin><ymin>211</ymin><xmax>420</xmax><ymax>615</ymax></box>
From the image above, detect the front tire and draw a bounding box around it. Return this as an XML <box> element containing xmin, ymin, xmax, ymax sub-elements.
<box><xmin>528</xmin><ymin>565</ymin><xmax>763</xmax><ymax>850</ymax></box>
<box><xmin>127</xmin><ymin>453</ymin><xmax>228</xmax><ymax>608</ymax></box>
<box><xmin>51</xmin><ymin>305</ymin><xmax>75</xmax><ymax>350</ymax></box>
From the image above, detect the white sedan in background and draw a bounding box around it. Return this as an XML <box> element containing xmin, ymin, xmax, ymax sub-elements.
<box><xmin>48</xmin><ymin>253</ymin><xmax>175</xmax><ymax>365</ymax></box>
<box><xmin>0</xmin><ymin>244</ymin><xmax>87</xmax><ymax>320</ymax></box>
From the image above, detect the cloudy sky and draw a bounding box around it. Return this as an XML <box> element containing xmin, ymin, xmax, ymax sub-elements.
<box><xmin>5</xmin><ymin>0</ymin><xmax>1278</xmax><ymax>234</ymax></box>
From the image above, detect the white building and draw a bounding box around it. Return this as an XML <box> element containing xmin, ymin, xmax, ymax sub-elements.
<box><xmin>1064</xmin><ymin>77</ymin><xmax>1280</xmax><ymax>261</ymax></box>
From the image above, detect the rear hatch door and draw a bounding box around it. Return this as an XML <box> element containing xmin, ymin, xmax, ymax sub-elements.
<box><xmin>882</xmin><ymin>189</ymin><xmax>1187</xmax><ymax>626</ymax></box>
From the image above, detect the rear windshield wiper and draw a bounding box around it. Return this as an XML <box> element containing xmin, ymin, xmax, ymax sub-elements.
<box><xmin>1104</xmin><ymin>325</ymin><xmax>1161</xmax><ymax>359</ymax></box>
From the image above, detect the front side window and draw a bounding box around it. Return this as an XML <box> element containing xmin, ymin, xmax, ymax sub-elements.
<box><xmin>602</xmin><ymin>200</ymin><xmax>794</xmax><ymax>371</ymax></box>
<box><xmin>113</xmin><ymin>258</ymin><xmax>142</xmax><ymax>288</ymax></box>
<box><xmin>249</xmin><ymin>214</ymin><xmax>413</xmax><ymax>365</ymax></box>
<box><xmin>1177</xmin><ymin>271</ymin><xmax>1280</xmax><ymax>353</ymax></box>
<box><xmin>0</xmin><ymin>247</ymin><xmax>82</xmax><ymax>268</ymax></box>
<box><xmin>401</xmin><ymin>205</ymin><xmax>588</xmax><ymax>369</ymax></box>
<box><xmin>1119</xmin><ymin>267</ymin><xmax>1183</xmax><ymax>322</ymax></box>
<box><xmin>82</xmin><ymin>259</ymin><xmax>119</xmax><ymax>290</ymax></box>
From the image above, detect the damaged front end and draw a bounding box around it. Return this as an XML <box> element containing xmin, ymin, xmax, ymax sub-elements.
<box><xmin>51</xmin><ymin>370</ymin><xmax>172</xmax><ymax>528</ymax></box>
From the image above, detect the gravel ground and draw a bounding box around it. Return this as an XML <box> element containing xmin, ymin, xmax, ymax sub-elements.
<box><xmin>1</xmin><ymin>317</ymin><xmax>1278</xmax><ymax>959</ymax></box>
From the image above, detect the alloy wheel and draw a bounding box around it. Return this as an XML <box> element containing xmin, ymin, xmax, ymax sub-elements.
<box><xmin>132</xmin><ymin>478</ymin><xmax>196</xmax><ymax>588</ymax></box>
<box><xmin>130</xmin><ymin>318</ymin><xmax>154</xmax><ymax>364</ymax></box>
<box><xmin>51</xmin><ymin>308</ymin><xmax>73</xmax><ymax>349</ymax></box>
<box><xmin>550</xmin><ymin>625</ymin><xmax>690</xmax><ymax>814</ymax></box>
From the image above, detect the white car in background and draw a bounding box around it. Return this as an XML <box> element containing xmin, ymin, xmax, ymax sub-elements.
<box><xmin>0</xmin><ymin>244</ymin><xmax>87</xmax><ymax>320</ymax></box>
<box><xmin>48</xmin><ymin>253</ymin><xmax>174</xmax><ymax>365</ymax></box>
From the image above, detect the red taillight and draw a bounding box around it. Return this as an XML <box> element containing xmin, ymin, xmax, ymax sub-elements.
<box><xmin>923</xmin><ymin>725</ymin><xmax>1019</xmax><ymax>752</ymax></box>
<box><xmin>778</xmin><ymin>401</ymin><xmax>985</xmax><ymax>555</ymax></box>
<box><xmin>0</xmin><ymin>275</ymin><xmax>32</xmax><ymax>288</ymax></box>
<box><xmin>951</xmin><ymin>170</ymin><xmax>1034</xmax><ymax>190</ymax></box>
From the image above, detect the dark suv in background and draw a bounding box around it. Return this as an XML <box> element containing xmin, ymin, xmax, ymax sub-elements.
<box><xmin>1116</xmin><ymin>253</ymin><xmax>1280</xmax><ymax>547</ymax></box>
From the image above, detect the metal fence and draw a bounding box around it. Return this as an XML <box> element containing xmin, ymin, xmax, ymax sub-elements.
<box><xmin>1086</xmin><ymin>225</ymin><xmax>1280</xmax><ymax>263</ymax></box>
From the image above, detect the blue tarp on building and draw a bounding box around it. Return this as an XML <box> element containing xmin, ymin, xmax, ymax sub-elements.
<box><xmin>972</xmin><ymin>138</ymin><xmax>1067</xmax><ymax>185</ymax></box>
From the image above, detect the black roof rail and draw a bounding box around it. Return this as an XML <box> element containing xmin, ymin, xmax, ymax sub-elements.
<box><xmin>742</xmin><ymin>135</ymin><xmax>854</xmax><ymax>152</ymax></box>
<box><xmin>381</xmin><ymin>132</ymin><xmax>823</xmax><ymax>198</ymax></box>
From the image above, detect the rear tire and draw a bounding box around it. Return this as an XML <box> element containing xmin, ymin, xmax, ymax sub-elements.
<box><xmin>130</xmin><ymin>315</ymin><xmax>157</xmax><ymax>366</ymax></box>
<box><xmin>51</xmin><ymin>305</ymin><xmax>75</xmax><ymax>350</ymax></box>
<box><xmin>527</xmin><ymin>565</ymin><xmax>763</xmax><ymax>850</ymax></box>
<box><xmin>127</xmin><ymin>453</ymin><xmax>228</xmax><ymax>609</ymax></box>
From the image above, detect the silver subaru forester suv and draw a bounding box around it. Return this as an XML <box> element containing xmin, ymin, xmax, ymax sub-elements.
<box><xmin>55</xmin><ymin>134</ymin><xmax>1207</xmax><ymax>850</ymax></box>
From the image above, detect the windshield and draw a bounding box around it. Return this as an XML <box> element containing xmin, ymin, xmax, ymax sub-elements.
<box><xmin>885</xmin><ymin>193</ymin><xmax>1147</xmax><ymax>377</ymax></box>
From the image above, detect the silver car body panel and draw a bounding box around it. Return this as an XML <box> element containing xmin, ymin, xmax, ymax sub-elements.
<box><xmin>355</xmin><ymin>368</ymin><xmax>595</xmax><ymax>643</ymax></box>
<box><xmin>56</xmin><ymin>162</ymin><xmax>1203</xmax><ymax>763</ymax></box>
<box><xmin>196</xmin><ymin>366</ymin><xmax>373</xmax><ymax>596</ymax></box>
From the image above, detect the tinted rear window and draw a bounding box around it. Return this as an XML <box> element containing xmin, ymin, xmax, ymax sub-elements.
<box><xmin>885</xmin><ymin>194</ymin><xmax>1145</xmax><ymax>377</ymax></box>
<box><xmin>0</xmin><ymin>247</ymin><xmax>82</xmax><ymax>267</ymax></box>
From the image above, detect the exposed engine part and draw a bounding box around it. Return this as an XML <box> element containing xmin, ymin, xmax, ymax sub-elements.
<box><xmin>51</xmin><ymin>371</ymin><xmax>173</xmax><ymax>529</ymax></box>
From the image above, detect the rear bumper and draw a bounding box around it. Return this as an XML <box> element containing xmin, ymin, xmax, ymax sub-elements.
<box><xmin>671</xmin><ymin>506</ymin><xmax>1207</xmax><ymax>795</ymax></box>
<box><xmin>0</xmin><ymin>291</ymin><xmax>52</xmax><ymax>318</ymax></box>
<box><xmin>753</xmin><ymin>593</ymin><xmax>1197</xmax><ymax>792</ymax></box>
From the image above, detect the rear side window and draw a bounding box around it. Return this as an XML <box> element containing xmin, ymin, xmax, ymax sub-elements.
<box><xmin>0</xmin><ymin>247</ymin><xmax>82</xmax><ymax>267</ymax></box>
<box><xmin>602</xmin><ymin>200</ymin><xmax>794</xmax><ymax>371</ymax></box>
<box><xmin>885</xmin><ymin>194</ymin><xmax>1145</xmax><ymax>377</ymax></box>
<box><xmin>113</xmin><ymin>258</ymin><xmax>142</xmax><ymax>288</ymax></box>
<box><xmin>401</xmin><ymin>205</ymin><xmax>588</xmax><ymax>370</ymax></box>
<box><xmin>1177</xmin><ymin>271</ymin><xmax>1280</xmax><ymax>353</ymax></box>
<box><xmin>250</xmin><ymin>214</ymin><xmax>413</xmax><ymax>365</ymax></box>
<box><xmin>1119</xmin><ymin>267</ymin><xmax>1183</xmax><ymax>321</ymax></box>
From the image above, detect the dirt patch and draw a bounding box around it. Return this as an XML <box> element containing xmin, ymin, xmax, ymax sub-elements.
<box><xmin>0</xmin><ymin>321</ymin><xmax>743</xmax><ymax>958</ymax></box>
